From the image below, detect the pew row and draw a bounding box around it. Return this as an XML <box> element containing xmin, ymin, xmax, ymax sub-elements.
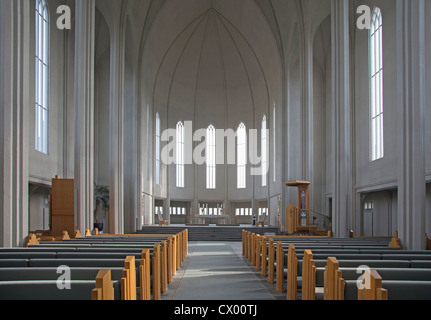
<box><xmin>324</xmin><ymin>257</ymin><xmax>431</xmax><ymax>300</ymax></box>
<box><xmin>1</xmin><ymin>231</ymin><xmax>189</xmax><ymax>300</ymax></box>
<box><xmin>277</xmin><ymin>244</ymin><xmax>431</xmax><ymax>296</ymax></box>
<box><xmin>242</xmin><ymin>230</ymin><xmax>431</xmax><ymax>300</ymax></box>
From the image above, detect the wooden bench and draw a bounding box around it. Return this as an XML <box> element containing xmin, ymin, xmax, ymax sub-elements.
<box><xmin>0</xmin><ymin>279</ymin><xmax>120</xmax><ymax>300</ymax></box>
<box><xmin>325</xmin><ymin>259</ymin><xmax>431</xmax><ymax>300</ymax></box>
<box><xmin>29</xmin><ymin>230</ymin><xmax>189</xmax><ymax>295</ymax></box>
<box><xmin>242</xmin><ymin>230</ymin><xmax>431</xmax><ymax>300</ymax></box>
<box><xmin>2</xmin><ymin>231</ymin><xmax>188</xmax><ymax>300</ymax></box>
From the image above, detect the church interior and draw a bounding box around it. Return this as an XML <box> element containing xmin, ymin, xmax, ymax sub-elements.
<box><xmin>0</xmin><ymin>0</ymin><xmax>430</xmax><ymax>302</ymax></box>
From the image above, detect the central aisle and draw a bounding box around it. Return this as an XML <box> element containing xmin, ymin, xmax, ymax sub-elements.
<box><xmin>163</xmin><ymin>241</ymin><xmax>284</xmax><ymax>300</ymax></box>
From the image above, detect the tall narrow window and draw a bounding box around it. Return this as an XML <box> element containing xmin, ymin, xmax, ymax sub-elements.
<box><xmin>206</xmin><ymin>125</ymin><xmax>216</xmax><ymax>189</ymax></box>
<box><xmin>261</xmin><ymin>115</ymin><xmax>267</xmax><ymax>187</ymax></box>
<box><xmin>155</xmin><ymin>113</ymin><xmax>161</xmax><ymax>185</ymax></box>
<box><xmin>35</xmin><ymin>0</ymin><xmax>49</xmax><ymax>154</ymax></box>
<box><xmin>176</xmin><ymin>121</ymin><xmax>185</xmax><ymax>188</ymax></box>
<box><xmin>370</xmin><ymin>7</ymin><xmax>384</xmax><ymax>161</ymax></box>
<box><xmin>237</xmin><ymin>123</ymin><xmax>247</xmax><ymax>189</ymax></box>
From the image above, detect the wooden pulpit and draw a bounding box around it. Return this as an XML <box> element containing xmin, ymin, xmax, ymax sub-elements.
<box><xmin>285</xmin><ymin>180</ymin><xmax>311</xmax><ymax>233</ymax></box>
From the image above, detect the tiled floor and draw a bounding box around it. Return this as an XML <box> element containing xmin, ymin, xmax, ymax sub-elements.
<box><xmin>162</xmin><ymin>241</ymin><xmax>286</xmax><ymax>300</ymax></box>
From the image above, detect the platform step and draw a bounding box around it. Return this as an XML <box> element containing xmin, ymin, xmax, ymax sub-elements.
<box><xmin>137</xmin><ymin>225</ymin><xmax>279</xmax><ymax>242</ymax></box>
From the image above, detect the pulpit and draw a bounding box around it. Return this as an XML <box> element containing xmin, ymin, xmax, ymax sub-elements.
<box><xmin>285</xmin><ymin>180</ymin><xmax>311</xmax><ymax>234</ymax></box>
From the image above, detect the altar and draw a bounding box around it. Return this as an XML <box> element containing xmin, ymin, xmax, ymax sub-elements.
<box><xmin>189</xmin><ymin>215</ymin><xmax>230</xmax><ymax>225</ymax></box>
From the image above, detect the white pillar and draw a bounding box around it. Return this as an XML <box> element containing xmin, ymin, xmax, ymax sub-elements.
<box><xmin>74</xmin><ymin>0</ymin><xmax>95</xmax><ymax>235</ymax></box>
<box><xmin>0</xmin><ymin>0</ymin><xmax>30</xmax><ymax>247</ymax></box>
<box><xmin>396</xmin><ymin>0</ymin><xmax>426</xmax><ymax>250</ymax></box>
<box><xmin>302</xmin><ymin>32</ymin><xmax>314</xmax><ymax>184</ymax></box>
<box><xmin>331</xmin><ymin>0</ymin><xmax>351</xmax><ymax>238</ymax></box>
<box><xmin>109</xmin><ymin>23</ymin><xmax>125</xmax><ymax>234</ymax></box>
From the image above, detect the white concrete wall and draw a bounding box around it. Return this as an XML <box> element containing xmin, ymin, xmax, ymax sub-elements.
<box><xmin>353</xmin><ymin>0</ymin><xmax>398</xmax><ymax>192</ymax></box>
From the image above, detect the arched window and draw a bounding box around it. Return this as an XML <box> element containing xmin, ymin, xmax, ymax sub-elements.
<box><xmin>176</xmin><ymin>121</ymin><xmax>185</xmax><ymax>188</ymax></box>
<box><xmin>261</xmin><ymin>115</ymin><xmax>267</xmax><ymax>187</ymax></box>
<box><xmin>155</xmin><ymin>113</ymin><xmax>161</xmax><ymax>185</ymax></box>
<box><xmin>35</xmin><ymin>0</ymin><xmax>49</xmax><ymax>154</ymax></box>
<box><xmin>370</xmin><ymin>7</ymin><xmax>384</xmax><ymax>161</ymax></box>
<box><xmin>237</xmin><ymin>123</ymin><xmax>247</xmax><ymax>189</ymax></box>
<box><xmin>206</xmin><ymin>125</ymin><xmax>216</xmax><ymax>189</ymax></box>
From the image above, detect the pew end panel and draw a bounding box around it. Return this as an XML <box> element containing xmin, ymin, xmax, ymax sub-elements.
<box><xmin>357</xmin><ymin>269</ymin><xmax>388</xmax><ymax>300</ymax></box>
<box><xmin>92</xmin><ymin>269</ymin><xmax>115</xmax><ymax>300</ymax></box>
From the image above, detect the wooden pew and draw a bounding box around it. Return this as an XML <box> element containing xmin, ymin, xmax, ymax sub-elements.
<box><xmin>121</xmin><ymin>256</ymin><xmax>137</xmax><ymax>300</ymax></box>
<box><xmin>267</xmin><ymin>238</ymin><xmax>275</xmax><ymax>284</ymax></box>
<box><xmin>140</xmin><ymin>248</ymin><xmax>151</xmax><ymax>300</ymax></box>
<box><xmin>260</xmin><ymin>236</ymin><xmax>268</xmax><ymax>277</ymax></box>
<box><xmin>92</xmin><ymin>269</ymin><xmax>115</xmax><ymax>300</ymax></box>
<box><xmin>152</xmin><ymin>243</ymin><xmax>161</xmax><ymax>300</ymax></box>
<box><xmin>286</xmin><ymin>244</ymin><xmax>298</xmax><ymax>300</ymax></box>
<box><xmin>6</xmin><ymin>230</ymin><xmax>188</xmax><ymax>301</ymax></box>
<box><xmin>275</xmin><ymin>242</ymin><xmax>284</xmax><ymax>293</ymax></box>
<box><xmin>255</xmin><ymin>235</ymin><xmax>261</xmax><ymax>272</ymax></box>
<box><xmin>323</xmin><ymin>257</ymin><xmax>345</xmax><ymax>300</ymax></box>
<box><xmin>0</xmin><ymin>256</ymin><xmax>147</xmax><ymax>300</ymax></box>
<box><xmin>15</xmin><ymin>231</ymin><xmax>187</xmax><ymax>300</ymax></box>
<box><xmin>323</xmin><ymin>257</ymin><xmax>387</xmax><ymax>300</ymax></box>
<box><xmin>248</xmin><ymin>231</ymin><xmax>431</xmax><ymax>300</ymax></box>
<box><xmin>302</xmin><ymin>249</ymin><xmax>316</xmax><ymax>300</ymax></box>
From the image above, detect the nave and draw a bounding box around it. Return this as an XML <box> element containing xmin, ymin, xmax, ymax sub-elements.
<box><xmin>162</xmin><ymin>241</ymin><xmax>284</xmax><ymax>300</ymax></box>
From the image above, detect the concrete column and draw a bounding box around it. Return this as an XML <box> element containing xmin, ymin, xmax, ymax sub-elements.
<box><xmin>302</xmin><ymin>31</ymin><xmax>314</xmax><ymax>184</ymax></box>
<box><xmin>396</xmin><ymin>0</ymin><xmax>426</xmax><ymax>250</ymax></box>
<box><xmin>109</xmin><ymin>22</ymin><xmax>125</xmax><ymax>234</ymax></box>
<box><xmin>74</xmin><ymin>0</ymin><xmax>95</xmax><ymax>234</ymax></box>
<box><xmin>331</xmin><ymin>0</ymin><xmax>352</xmax><ymax>238</ymax></box>
<box><xmin>0</xmin><ymin>0</ymin><xmax>30</xmax><ymax>247</ymax></box>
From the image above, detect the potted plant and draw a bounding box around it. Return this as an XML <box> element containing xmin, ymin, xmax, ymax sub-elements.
<box><xmin>94</xmin><ymin>183</ymin><xmax>109</xmax><ymax>232</ymax></box>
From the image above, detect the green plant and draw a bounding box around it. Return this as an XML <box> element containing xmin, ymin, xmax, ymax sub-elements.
<box><xmin>94</xmin><ymin>183</ymin><xmax>109</xmax><ymax>223</ymax></box>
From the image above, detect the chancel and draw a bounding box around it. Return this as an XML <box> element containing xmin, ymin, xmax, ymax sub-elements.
<box><xmin>0</xmin><ymin>0</ymin><xmax>430</xmax><ymax>302</ymax></box>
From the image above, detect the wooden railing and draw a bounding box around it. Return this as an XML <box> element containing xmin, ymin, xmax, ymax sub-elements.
<box><xmin>286</xmin><ymin>205</ymin><xmax>331</xmax><ymax>235</ymax></box>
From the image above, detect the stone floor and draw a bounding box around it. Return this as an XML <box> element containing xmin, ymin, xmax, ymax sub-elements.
<box><xmin>161</xmin><ymin>241</ymin><xmax>286</xmax><ymax>300</ymax></box>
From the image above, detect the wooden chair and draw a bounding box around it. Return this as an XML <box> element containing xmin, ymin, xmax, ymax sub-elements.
<box><xmin>257</xmin><ymin>213</ymin><xmax>265</xmax><ymax>227</ymax></box>
<box><xmin>158</xmin><ymin>211</ymin><xmax>168</xmax><ymax>226</ymax></box>
<box><xmin>389</xmin><ymin>231</ymin><xmax>402</xmax><ymax>249</ymax></box>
